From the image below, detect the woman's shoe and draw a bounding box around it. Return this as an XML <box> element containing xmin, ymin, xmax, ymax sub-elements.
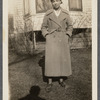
<box><xmin>45</xmin><ymin>84</ymin><xmax>52</xmax><ymax>92</ymax></box>
<box><xmin>59</xmin><ymin>82</ymin><xmax>70</xmax><ymax>89</ymax></box>
<box><xmin>59</xmin><ymin>82</ymin><xmax>66</xmax><ymax>87</ymax></box>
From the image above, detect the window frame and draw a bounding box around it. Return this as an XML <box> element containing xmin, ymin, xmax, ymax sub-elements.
<box><xmin>35</xmin><ymin>0</ymin><xmax>52</xmax><ymax>13</ymax></box>
<box><xmin>23</xmin><ymin>0</ymin><xmax>30</xmax><ymax>16</ymax></box>
<box><xmin>68</xmin><ymin>0</ymin><xmax>83</xmax><ymax>11</ymax></box>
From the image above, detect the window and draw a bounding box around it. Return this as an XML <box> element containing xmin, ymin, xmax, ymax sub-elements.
<box><xmin>24</xmin><ymin>0</ymin><xmax>30</xmax><ymax>15</ymax></box>
<box><xmin>36</xmin><ymin>0</ymin><xmax>52</xmax><ymax>13</ymax></box>
<box><xmin>69</xmin><ymin>0</ymin><xmax>82</xmax><ymax>11</ymax></box>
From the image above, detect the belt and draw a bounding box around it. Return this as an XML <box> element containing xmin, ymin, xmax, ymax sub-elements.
<box><xmin>56</xmin><ymin>28</ymin><xmax>66</xmax><ymax>32</ymax></box>
<box><xmin>49</xmin><ymin>28</ymin><xmax>66</xmax><ymax>33</ymax></box>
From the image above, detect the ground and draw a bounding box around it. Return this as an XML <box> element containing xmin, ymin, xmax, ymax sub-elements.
<box><xmin>9</xmin><ymin>48</ymin><xmax>92</xmax><ymax>100</ymax></box>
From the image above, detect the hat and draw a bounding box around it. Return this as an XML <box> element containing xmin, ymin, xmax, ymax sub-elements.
<box><xmin>50</xmin><ymin>0</ymin><xmax>62</xmax><ymax>3</ymax></box>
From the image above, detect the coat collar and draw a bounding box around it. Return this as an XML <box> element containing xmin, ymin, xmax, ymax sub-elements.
<box><xmin>47</xmin><ymin>8</ymin><xmax>69</xmax><ymax>27</ymax></box>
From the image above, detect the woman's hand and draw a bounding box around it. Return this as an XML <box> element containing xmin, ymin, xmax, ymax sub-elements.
<box><xmin>45</xmin><ymin>33</ymin><xmax>50</xmax><ymax>38</ymax></box>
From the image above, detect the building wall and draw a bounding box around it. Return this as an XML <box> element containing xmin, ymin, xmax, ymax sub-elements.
<box><xmin>13</xmin><ymin>0</ymin><xmax>24</xmax><ymax>33</ymax></box>
<box><xmin>9</xmin><ymin>0</ymin><xmax>92</xmax><ymax>50</ymax></box>
<box><xmin>32</xmin><ymin>0</ymin><xmax>92</xmax><ymax>31</ymax></box>
<box><xmin>10</xmin><ymin>0</ymin><xmax>92</xmax><ymax>32</ymax></box>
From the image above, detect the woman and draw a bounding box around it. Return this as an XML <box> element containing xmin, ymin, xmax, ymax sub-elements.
<box><xmin>41</xmin><ymin>0</ymin><xmax>73</xmax><ymax>92</ymax></box>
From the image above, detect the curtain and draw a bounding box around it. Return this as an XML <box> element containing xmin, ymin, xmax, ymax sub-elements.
<box><xmin>69</xmin><ymin>0</ymin><xmax>82</xmax><ymax>11</ymax></box>
<box><xmin>36</xmin><ymin>0</ymin><xmax>52</xmax><ymax>13</ymax></box>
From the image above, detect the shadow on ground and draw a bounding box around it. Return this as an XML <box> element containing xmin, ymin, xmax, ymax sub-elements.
<box><xmin>38</xmin><ymin>56</ymin><xmax>47</xmax><ymax>82</ymax></box>
<box><xmin>9</xmin><ymin>52</ymin><xmax>42</xmax><ymax>66</ymax></box>
<box><xmin>9</xmin><ymin>49</ymin><xmax>92</xmax><ymax>100</ymax></box>
<box><xmin>19</xmin><ymin>86</ymin><xmax>46</xmax><ymax>100</ymax></box>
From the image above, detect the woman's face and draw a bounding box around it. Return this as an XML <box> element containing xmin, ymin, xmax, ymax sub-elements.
<box><xmin>51</xmin><ymin>0</ymin><xmax>61</xmax><ymax>10</ymax></box>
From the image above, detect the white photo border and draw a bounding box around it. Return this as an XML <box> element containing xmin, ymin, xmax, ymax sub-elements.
<box><xmin>3</xmin><ymin>0</ymin><xmax>98</xmax><ymax>100</ymax></box>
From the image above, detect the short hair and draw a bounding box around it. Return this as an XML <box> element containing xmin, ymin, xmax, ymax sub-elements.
<box><xmin>50</xmin><ymin>0</ymin><xmax>62</xmax><ymax>3</ymax></box>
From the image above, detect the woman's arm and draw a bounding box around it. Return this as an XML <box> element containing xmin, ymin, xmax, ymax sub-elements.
<box><xmin>66</xmin><ymin>15</ymin><xmax>73</xmax><ymax>37</ymax></box>
<box><xmin>41</xmin><ymin>15</ymin><xmax>49</xmax><ymax>38</ymax></box>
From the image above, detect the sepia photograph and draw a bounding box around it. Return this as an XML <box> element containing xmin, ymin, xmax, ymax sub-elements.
<box><xmin>3</xmin><ymin>0</ymin><xmax>97</xmax><ymax>100</ymax></box>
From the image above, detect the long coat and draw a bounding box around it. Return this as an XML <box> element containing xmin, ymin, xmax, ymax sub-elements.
<box><xmin>41</xmin><ymin>8</ymin><xmax>73</xmax><ymax>77</ymax></box>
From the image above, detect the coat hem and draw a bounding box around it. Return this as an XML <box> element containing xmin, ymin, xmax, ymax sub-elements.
<box><xmin>45</xmin><ymin>74</ymin><xmax>72</xmax><ymax>77</ymax></box>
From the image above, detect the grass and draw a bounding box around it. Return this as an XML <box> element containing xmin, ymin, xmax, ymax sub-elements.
<box><xmin>9</xmin><ymin>48</ymin><xmax>92</xmax><ymax>100</ymax></box>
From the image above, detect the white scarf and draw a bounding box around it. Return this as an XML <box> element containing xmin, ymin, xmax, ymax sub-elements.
<box><xmin>54</xmin><ymin>9</ymin><xmax>61</xmax><ymax>17</ymax></box>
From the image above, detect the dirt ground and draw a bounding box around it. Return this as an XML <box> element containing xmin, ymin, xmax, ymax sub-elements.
<box><xmin>9</xmin><ymin>48</ymin><xmax>92</xmax><ymax>100</ymax></box>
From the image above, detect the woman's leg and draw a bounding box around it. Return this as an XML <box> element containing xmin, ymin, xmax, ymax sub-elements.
<box><xmin>59</xmin><ymin>77</ymin><xmax>70</xmax><ymax>89</ymax></box>
<box><xmin>48</xmin><ymin>78</ymin><xmax>52</xmax><ymax>84</ymax></box>
<box><xmin>59</xmin><ymin>77</ymin><xmax>66</xmax><ymax>87</ymax></box>
<box><xmin>59</xmin><ymin>78</ymin><xmax>63</xmax><ymax>83</ymax></box>
<box><xmin>45</xmin><ymin>78</ymin><xmax>52</xmax><ymax>92</ymax></box>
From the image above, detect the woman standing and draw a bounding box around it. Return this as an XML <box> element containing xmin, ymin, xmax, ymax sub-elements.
<box><xmin>41</xmin><ymin>0</ymin><xmax>73</xmax><ymax>92</ymax></box>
